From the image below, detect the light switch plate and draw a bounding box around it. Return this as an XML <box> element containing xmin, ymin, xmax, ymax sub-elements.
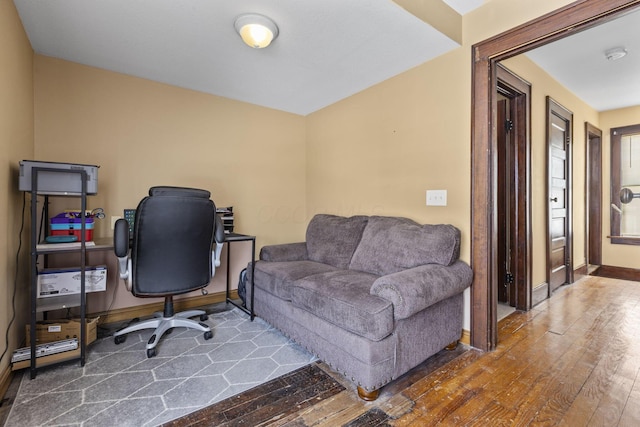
<box><xmin>426</xmin><ymin>190</ymin><xmax>447</xmax><ymax>206</ymax></box>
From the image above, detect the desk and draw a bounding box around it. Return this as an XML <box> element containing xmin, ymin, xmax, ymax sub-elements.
<box><xmin>224</xmin><ymin>233</ymin><xmax>256</xmax><ymax>320</ymax></box>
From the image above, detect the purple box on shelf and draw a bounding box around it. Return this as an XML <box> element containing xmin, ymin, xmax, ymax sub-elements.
<box><xmin>50</xmin><ymin>213</ymin><xmax>95</xmax><ymax>227</ymax></box>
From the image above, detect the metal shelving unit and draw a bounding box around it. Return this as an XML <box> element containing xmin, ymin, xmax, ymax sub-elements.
<box><xmin>28</xmin><ymin>167</ymin><xmax>89</xmax><ymax>379</ymax></box>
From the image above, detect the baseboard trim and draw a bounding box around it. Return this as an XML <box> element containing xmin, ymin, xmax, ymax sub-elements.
<box><xmin>92</xmin><ymin>290</ymin><xmax>239</xmax><ymax>325</ymax></box>
<box><xmin>460</xmin><ymin>329</ymin><xmax>470</xmax><ymax>346</ymax></box>
<box><xmin>0</xmin><ymin>364</ymin><xmax>13</xmax><ymax>401</ymax></box>
<box><xmin>532</xmin><ymin>282</ymin><xmax>548</xmax><ymax>307</ymax></box>
<box><xmin>574</xmin><ymin>263</ymin><xmax>588</xmax><ymax>278</ymax></box>
<box><xmin>590</xmin><ymin>265</ymin><xmax>640</xmax><ymax>282</ymax></box>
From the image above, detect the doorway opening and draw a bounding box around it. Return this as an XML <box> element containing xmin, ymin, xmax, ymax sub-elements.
<box><xmin>496</xmin><ymin>65</ymin><xmax>531</xmax><ymax>323</ymax></box>
<box><xmin>470</xmin><ymin>0</ymin><xmax>640</xmax><ymax>352</ymax></box>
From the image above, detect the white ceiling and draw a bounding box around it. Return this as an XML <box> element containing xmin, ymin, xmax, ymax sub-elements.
<box><xmin>12</xmin><ymin>0</ymin><xmax>639</xmax><ymax>115</ymax></box>
<box><xmin>13</xmin><ymin>0</ymin><xmax>479</xmax><ymax>116</ymax></box>
<box><xmin>525</xmin><ymin>7</ymin><xmax>640</xmax><ymax>112</ymax></box>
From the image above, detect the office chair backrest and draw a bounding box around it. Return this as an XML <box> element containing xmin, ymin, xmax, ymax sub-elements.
<box><xmin>131</xmin><ymin>186</ymin><xmax>215</xmax><ymax>297</ymax></box>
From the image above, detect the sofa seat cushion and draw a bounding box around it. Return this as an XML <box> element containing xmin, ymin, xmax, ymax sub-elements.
<box><xmin>253</xmin><ymin>260</ymin><xmax>339</xmax><ymax>301</ymax></box>
<box><xmin>291</xmin><ymin>270</ymin><xmax>393</xmax><ymax>341</ymax></box>
<box><xmin>350</xmin><ymin>216</ymin><xmax>461</xmax><ymax>276</ymax></box>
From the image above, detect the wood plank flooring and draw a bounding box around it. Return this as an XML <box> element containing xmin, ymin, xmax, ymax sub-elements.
<box><xmin>396</xmin><ymin>275</ymin><xmax>640</xmax><ymax>426</ymax></box>
<box><xmin>176</xmin><ymin>275</ymin><xmax>640</xmax><ymax>426</ymax></box>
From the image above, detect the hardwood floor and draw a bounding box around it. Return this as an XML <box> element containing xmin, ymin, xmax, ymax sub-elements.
<box><xmin>249</xmin><ymin>275</ymin><xmax>640</xmax><ymax>426</ymax></box>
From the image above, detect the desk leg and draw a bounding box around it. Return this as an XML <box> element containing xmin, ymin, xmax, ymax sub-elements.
<box><xmin>250</xmin><ymin>239</ymin><xmax>255</xmax><ymax>321</ymax></box>
<box><xmin>223</xmin><ymin>237</ymin><xmax>256</xmax><ymax>320</ymax></box>
<box><xmin>225</xmin><ymin>243</ymin><xmax>231</xmax><ymax>303</ymax></box>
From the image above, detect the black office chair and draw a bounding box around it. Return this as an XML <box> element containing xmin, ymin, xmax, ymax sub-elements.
<box><xmin>112</xmin><ymin>186</ymin><xmax>225</xmax><ymax>357</ymax></box>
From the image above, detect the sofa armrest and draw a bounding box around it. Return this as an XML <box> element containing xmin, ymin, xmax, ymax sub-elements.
<box><xmin>370</xmin><ymin>260</ymin><xmax>472</xmax><ymax>320</ymax></box>
<box><xmin>260</xmin><ymin>242</ymin><xmax>308</xmax><ymax>262</ymax></box>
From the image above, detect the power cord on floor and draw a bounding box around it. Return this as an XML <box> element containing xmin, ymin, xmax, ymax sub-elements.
<box><xmin>0</xmin><ymin>193</ymin><xmax>26</xmax><ymax>364</ymax></box>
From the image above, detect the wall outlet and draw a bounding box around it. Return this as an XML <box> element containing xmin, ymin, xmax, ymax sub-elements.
<box><xmin>426</xmin><ymin>190</ymin><xmax>447</xmax><ymax>206</ymax></box>
<box><xmin>111</xmin><ymin>216</ymin><xmax>122</xmax><ymax>230</ymax></box>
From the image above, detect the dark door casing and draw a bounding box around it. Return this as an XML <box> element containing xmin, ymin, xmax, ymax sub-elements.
<box><xmin>586</xmin><ymin>123</ymin><xmax>603</xmax><ymax>267</ymax></box>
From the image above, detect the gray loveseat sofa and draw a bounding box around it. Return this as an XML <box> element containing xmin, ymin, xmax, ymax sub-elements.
<box><xmin>247</xmin><ymin>214</ymin><xmax>472</xmax><ymax>400</ymax></box>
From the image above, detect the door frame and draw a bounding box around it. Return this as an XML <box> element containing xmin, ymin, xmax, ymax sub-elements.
<box><xmin>586</xmin><ymin>123</ymin><xmax>603</xmax><ymax>267</ymax></box>
<box><xmin>470</xmin><ymin>0</ymin><xmax>640</xmax><ymax>351</ymax></box>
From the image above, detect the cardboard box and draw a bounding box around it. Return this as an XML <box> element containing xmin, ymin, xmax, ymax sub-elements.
<box><xmin>37</xmin><ymin>265</ymin><xmax>106</xmax><ymax>298</ymax></box>
<box><xmin>14</xmin><ymin>317</ymin><xmax>99</xmax><ymax>371</ymax></box>
<box><xmin>25</xmin><ymin>316</ymin><xmax>99</xmax><ymax>346</ymax></box>
<box><xmin>12</xmin><ymin>347</ymin><xmax>82</xmax><ymax>371</ymax></box>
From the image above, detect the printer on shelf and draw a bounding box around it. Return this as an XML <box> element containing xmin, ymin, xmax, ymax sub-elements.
<box><xmin>19</xmin><ymin>160</ymin><xmax>99</xmax><ymax>195</ymax></box>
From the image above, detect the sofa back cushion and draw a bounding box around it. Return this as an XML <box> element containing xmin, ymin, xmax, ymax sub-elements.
<box><xmin>349</xmin><ymin>216</ymin><xmax>461</xmax><ymax>276</ymax></box>
<box><xmin>306</xmin><ymin>214</ymin><xmax>369</xmax><ymax>269</ymax></box>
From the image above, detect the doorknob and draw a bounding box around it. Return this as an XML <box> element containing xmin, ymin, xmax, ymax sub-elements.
<box><xmin>550</xmin><ymin>197</ymin><xmax>558</xmax><ymax>202</ymax></box>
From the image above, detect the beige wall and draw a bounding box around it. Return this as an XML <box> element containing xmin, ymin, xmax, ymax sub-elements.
<box><xmin>464</xmin><ymin>0</ymin><xmax>575</xmax><ymax>43</ymax></box>
<box><xmin>0</xmin><ymin>0</ymin><xmax>33</xmax><ymax>373</ymax></box>
<box><xmin>34</xmin><ymin>56</ymin><xmax>307</xmax><ymax>246</ymax></box>
<box><xmin>501</xmin><ymin>55</ymin><xmax>599</xmax><ymax>287</ymax></box>
<box><xmin>33</xmin><ymin>56</ymin><xmax>307</xmax><ymax>311</ymax></box>
<box><xmin>600</xmin><ymin>105</ymin><xmax>640</xmax><ymax>268</ymax></box>
<box><xmin>306</xmin><ymin>47</ymin><xmax>471</xmax><ymax>255</ymax></box>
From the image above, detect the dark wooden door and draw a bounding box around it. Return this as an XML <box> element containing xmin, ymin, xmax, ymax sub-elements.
<box><xmin>547</xmin><ymin>98</ymin><xmax>573</xmax><ymax>294</ymax></box>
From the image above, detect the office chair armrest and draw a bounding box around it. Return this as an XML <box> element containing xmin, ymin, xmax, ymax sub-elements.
<box><xmin>213</xmin><ymin>242</ymin><xmax>223</xmax><ymax>268</ymax></box>
<box><xmin>211</xmin><ymin>214</ymin><xmax>225</xmax><ymax>277</ymax></box>
<box><xmin>114</xmin><ymin>218</ymin><xmax>132</xmax><ymax>290</ymax></box>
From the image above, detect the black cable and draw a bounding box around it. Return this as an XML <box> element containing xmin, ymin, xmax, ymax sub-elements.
<box><xmin>0</xmin><ymin>193</ymin><xmax>26</xmax><ymax>364</ymax></box>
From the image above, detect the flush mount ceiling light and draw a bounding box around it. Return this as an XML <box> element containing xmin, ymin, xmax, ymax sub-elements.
<box><xmin>234</xmin><ymin>13</ymin><xmax>279</xmax><ymax>49</ymax></box>
<box><xmin>605</xmin><ymin>46</ymin><xmax>628</xmax><ymax>61</ymax></box>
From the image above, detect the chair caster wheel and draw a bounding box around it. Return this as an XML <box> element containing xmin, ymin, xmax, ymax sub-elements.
<box><xmin>147</xmin><ymin>348</ymin><xmax>156</xmax><ymax>358</ymax></box>
<box><xmin>114</xmin><ymin>335</ymin><xmax>126</xmax><ymax>345</ymax></box>
<box><xmin>200</xmin><ymin>314</ymin><xmax>208</xmax><ymax>321</ymax></box>
<box><xmin>204</xmin><ymin>331</ymin><xmax>213</xmax><ymax>340</ymax></box>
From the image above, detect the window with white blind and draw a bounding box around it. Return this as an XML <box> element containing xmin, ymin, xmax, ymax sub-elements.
<box><xmin>611</xmin><ymin>124</ymin><xmax>640</xmax><ymax>244</ymax></box>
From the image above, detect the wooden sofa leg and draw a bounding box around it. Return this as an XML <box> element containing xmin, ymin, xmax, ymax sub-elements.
<box><xmin>445</xmin><ymin>340</ymin><xmax>459</xmax><ymax>351</ymax></box>
<box><xmin>357</xmin><ymin>386</ymin><xmax>380</xmax><ymax>401</ymax></box>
